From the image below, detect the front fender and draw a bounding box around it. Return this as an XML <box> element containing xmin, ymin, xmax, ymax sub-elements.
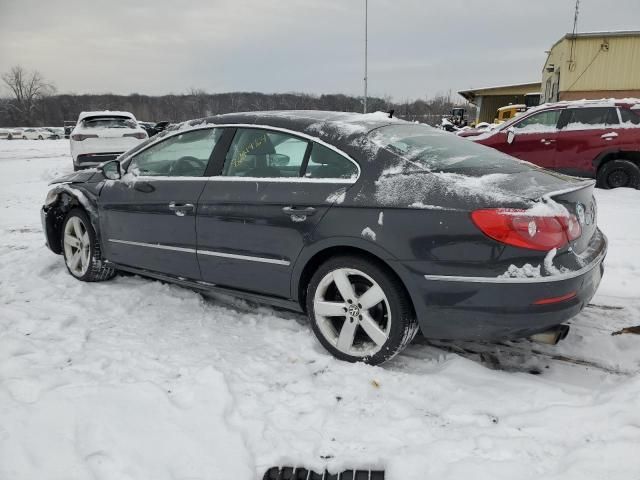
<box><xmin>42</xmin><ymin>184</ymin><xmax>101</xmax><ymax>254</ymax></box>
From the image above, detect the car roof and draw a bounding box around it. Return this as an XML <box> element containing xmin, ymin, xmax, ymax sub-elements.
<box><xmin>532</xmin><ymin>98</ymin><xmax>640</xmax><ymax>113</ymax></box>
<box><xmin>200</xmin><ymin>110</ymin><xmax>406</xmax><ymax>150</ymax></box>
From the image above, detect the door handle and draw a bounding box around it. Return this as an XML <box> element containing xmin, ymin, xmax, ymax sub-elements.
<box><xmin>540</xmin><ymin>138</ymin><xmax>556</xmax><ymax>145</ymax></box>
<box><xmin>169</xmin><ymin>202</ymin><xmax>195</xmax><ymax>217</ymax></box>
<box><xmin>282</xmin><ymin>206</ymin><xmax>316</xmax><ymax>216</ymax></box>
<box><xmin>601</xmin><ymin>132</ymin><xmax>618</xmax><ymax>140</ymax></box>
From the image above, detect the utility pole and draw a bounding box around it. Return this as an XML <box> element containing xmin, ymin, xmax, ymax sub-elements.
<box><xmin>363</xmin><ymin>0</ymin><xmax>368</xmax><ymax>113</ymax></box>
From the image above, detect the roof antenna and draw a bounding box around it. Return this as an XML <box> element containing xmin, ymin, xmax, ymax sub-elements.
<box><xmin>387</xmin><ymin>109</ymin><xmax>394</xmax><ymax>118</ymax></box>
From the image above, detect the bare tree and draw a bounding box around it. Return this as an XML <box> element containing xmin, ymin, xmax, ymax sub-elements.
<box><xmin>2</xmin><ymin>65</ymin><xmax>55</xmax><ymax>125</ymax></box>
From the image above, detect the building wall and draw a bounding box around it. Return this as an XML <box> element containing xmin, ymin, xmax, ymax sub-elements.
<box><xmin>542</xmin><ymin>34</ymin><xmax>640</xmax><ymax>102</ymax></box>
<box><xmin>560</xmin><ymin>89</ymin><xmax>640</xmax><ymax>101</ymax></box>
<box><xmin>477</xmin><ymin>95</ymin><xmax>527</xmax><ymax>124</ymax></box>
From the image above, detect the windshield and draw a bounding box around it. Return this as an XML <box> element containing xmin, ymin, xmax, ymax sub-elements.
<box><xmin>82</xmin><ymin>116</ymin><xmax>137</xmax><ymax>129</ymax></box>
<box><xmin>368</xmin><ymin>124</ymin><xmax>530</xmax><ymax>173</ymax></box>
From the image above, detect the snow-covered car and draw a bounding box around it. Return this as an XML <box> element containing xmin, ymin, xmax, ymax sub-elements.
<box><xmin>0</xmin><ymin>128</ymin><xmax>12</xmax><ymax>140</ymax></box>
<box><xmin>44</xmin><ymin>127</ymin><xmax>64</xmax><ymax>139</ymax></box>
<box><xmin>70</xmin><ymin>111</ymin><xmax>148</xmax><ymax>170</ymax></box>
<box><xmin>42</xmin><ymin>111</ymin><xmax>607</xmax><ymax>365</ymax></box>
<box><xmin>21</xmin><ymin>128</ymin><xmax>57</xmax><ymax>140</ymax></box>
<box><xmin>473</xmin><ymin>99</ymin><xmax>640</xmax><ymax>188</ymax></box>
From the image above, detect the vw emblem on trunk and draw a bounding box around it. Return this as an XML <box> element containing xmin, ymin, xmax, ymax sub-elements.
<box><xmin>576</xmin><ymin>203</ymin><xmax>586</xmax><ymax>225</ymax></box>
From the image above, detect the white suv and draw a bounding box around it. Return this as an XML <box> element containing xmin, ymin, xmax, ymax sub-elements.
<box><xmin>70</xmin><ymin>111</ymin><xmax>148</xmax><ymax>170</ymax></box>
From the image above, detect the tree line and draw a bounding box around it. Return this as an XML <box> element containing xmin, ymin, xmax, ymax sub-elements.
<box><xmin>1</xmin><ymin>66</ymin><xmax>474</xmax><ymax>127</ymax></box>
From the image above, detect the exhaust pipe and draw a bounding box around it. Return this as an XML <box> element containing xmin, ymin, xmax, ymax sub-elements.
<box><xmin>529</xmin><ymin>324</ymin><xmax>570</xmax><ymax>345</ymax></box>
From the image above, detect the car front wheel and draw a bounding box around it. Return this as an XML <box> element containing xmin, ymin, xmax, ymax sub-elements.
<box><xmin>598</xmin><ymin>159</ymin><xmax>640</xmax><ymax>189</ymax></box>
<box><xmin>61</xmin><ymin>209</ymin><xmax>115</xmax><ymax>282</ymax></box>
<box><xmin>306</xmin><ymin>256</ymin><xmax>418</xmax><ymax>365</ymax></box>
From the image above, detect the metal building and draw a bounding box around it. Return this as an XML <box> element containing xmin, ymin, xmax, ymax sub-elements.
<box><xmin>542</xmin><ymin>30</ymin><xmax>640</xmax><ymax>102</ymax></box>
<box><xmin>458</xmin><ymin>82</ymin><xmax>541</xmax><ymax>124</ymax></box>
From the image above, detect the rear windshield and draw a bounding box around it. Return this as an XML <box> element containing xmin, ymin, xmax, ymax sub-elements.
<box><xmin>368</xmin><ymin>124</ymin><xmax>529</xmax><ymax>172</ymax></box>
<box><xmin>82</xmin><ymin>116</ymin><xmax>137</xmax><ymax>129</ymax></box>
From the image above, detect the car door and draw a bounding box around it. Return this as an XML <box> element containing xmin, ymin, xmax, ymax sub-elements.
<box><xmin>196</xmin><ymin>127</ymin><xmax>359</xmax><ymax>298</ymax></box>
<box><xmin>497</xmin><ymin>109</ymin><xmax>562</xmax><ymax>169</ymax></box>
<box><xmin>555</xmin><ymin>107</ymin><xmax>620</xmax><ymax>175</ymax></box>
<box><xmin>99</xmin><ymin>127</ymin><xmax>223</xmax><ymax>279</ymax></box>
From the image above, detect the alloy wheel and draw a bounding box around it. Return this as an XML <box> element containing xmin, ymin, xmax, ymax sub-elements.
<box><xmin>63</xmin><ymin>216</ymin><xmax>91</xmax><ymax>277</ymax></box>
<box><xmin>313</xmin><ymin>268</ymin><xmax>391</xmax><ymax>357</ymax></box>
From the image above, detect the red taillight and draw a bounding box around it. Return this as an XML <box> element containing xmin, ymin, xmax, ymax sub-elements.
<box><xmin>123</xmin><ymin>132</ymin><xmax>147</xmax><ymax>139</ymax></box>
<box><xmin>471</xmin><ymin>208</ymin><xmax>581</xmax><ymax>251</ymax></box>
<box><xmin>71</xmin><ymin>133</ymin><xmax>98</xmax><ymax>141</ymax></box>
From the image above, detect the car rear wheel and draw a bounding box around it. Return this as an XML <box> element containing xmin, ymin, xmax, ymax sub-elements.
<box><xmin>61</xmin><ymin>209</ymin><xmax>115</xmax><ymax>282</ymax></box>
<box><xmin>306</xmin><ymin>256</ymin><xmax>418</xmax><ymax>365</ymax></box>
<box><xmin>598</xmin><ymin>159</ymin><xmax>640</xmax><ymax>189</ymax></box>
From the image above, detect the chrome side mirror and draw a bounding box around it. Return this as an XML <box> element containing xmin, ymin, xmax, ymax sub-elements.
<box><xmin>506</xmin><ymin>128</ymin><xmax>516</xmax><ymax>145</ymax></box>
<box><xmin>100</xmin><ymin>160</ymin><xmax>121</xmax><ymax>180</ymax></box>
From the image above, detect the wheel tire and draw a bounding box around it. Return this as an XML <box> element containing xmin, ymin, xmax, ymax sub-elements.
<box><xmin>22</xmin><ymin>136</ymin><xmax>27</xmax><ymax>140</ymax></box>
<box><xmin>597</xmin><ymin>160</ymin><xmax>640</xmax><ymax>189</ymax></box>
<box><xmin>306</xmin><ymin>256</ymin><xmax>418</xmax><ymax>365</ymax></box>
<box><xmin>38</xmin><ymin>135</ymin><xmax>43</xmax><ymax>140</ymax></box>
<box><xmin>61</xmin><ymin>208</ymin><xmax>115</xmax><ymax>282</ymax></box>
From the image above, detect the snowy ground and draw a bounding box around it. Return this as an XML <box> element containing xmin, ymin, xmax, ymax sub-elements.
<box><xmin>1</xmin><ymin>140</ymin><xmax>639</xmax><ymax>480</ymax></box>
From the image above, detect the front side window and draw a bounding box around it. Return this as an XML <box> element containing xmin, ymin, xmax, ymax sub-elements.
<box><xmin>564</xmin><ymin>107</ymin><xmax>619</xmax><ymax>129</ymax></box>
<box><xmin>305</xmin><ymin>143</ymin><xmax>358</xmax><ymax>179</ymax></box>
<box><xmin>512</xmin><ymin>110</ymin><xmax>561</xmax><ymax>133</ymax></box>
<box><xmin>223</xmin><ymin>128</ymin><xmax>309</xmax><ymax>178</ymax></box>
<box><xmin>128</xmin><ymin>128</ymin><xmax>221</xmax><ymax>177</ymax></box>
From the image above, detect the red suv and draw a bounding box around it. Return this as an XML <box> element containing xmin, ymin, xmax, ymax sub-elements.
<box><xmin>472</xmin><ymin>100</ymin><xmax>640</xmax><ymax>189</ymax></box>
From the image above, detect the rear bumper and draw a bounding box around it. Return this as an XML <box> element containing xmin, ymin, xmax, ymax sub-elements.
<box><xmin>398</xmin><ymin>233</ymin><xmax>607</xmax><ymax>341</ymax></box>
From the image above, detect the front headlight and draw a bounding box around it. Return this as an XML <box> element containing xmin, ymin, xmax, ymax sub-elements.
<box><xmin>45</xmin><ymin>190</ymin><xmax>58</xmax><ymax>206</ymax></box>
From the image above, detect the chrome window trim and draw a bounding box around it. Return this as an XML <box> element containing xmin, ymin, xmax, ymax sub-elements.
<box><xmin>122</xmin><ymin>123</ymin><xmax>361</xmax><ymax>183</ymax></box>
<box><xmin>423</xmin><ymin>245</ymin><xmax>606</xmax><ymax>284</ymax></box>
<box><xmin>108</xmin><ymin>239</ymin><xmax>290</xmax><ymax>266</ymax></box>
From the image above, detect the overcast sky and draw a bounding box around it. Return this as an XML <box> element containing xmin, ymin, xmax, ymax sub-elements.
<box><xmin>1</xmin><ymin>0</ymin><xmax>639</xmax><ymax>100</ymax></box>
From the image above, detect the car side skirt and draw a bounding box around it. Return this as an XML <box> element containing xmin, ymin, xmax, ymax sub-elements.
<box><xmin>106</xmin><ymin>262</ymin><xmax>304</xmax><ymax>313</ymax></box>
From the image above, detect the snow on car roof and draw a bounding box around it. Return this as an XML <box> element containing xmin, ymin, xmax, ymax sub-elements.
<box><xmin>78</xmin><ymin>110</ymin><xmax>136</xmax><ymax>121</ymax></box>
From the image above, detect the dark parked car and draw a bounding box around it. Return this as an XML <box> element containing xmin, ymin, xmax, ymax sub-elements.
<box><xmin>139</xmin><ymin>120</ymin><xmax>172</xmax><ymax>138</ymax></box>
<box><xmin>41</xmin><ymin>111</ymin><xmax>606</xmax><ymax>365</ymax></box>
<box><xmin>472</xmin><ymin>99</ymin><xmax>640</xmax><ymax>189</ymax></box>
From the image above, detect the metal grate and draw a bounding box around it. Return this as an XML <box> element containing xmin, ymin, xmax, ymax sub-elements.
<box><xmin>263</xmin><ymin>467</ymin><xmax>384</xmax><ymax>480</ymax></box>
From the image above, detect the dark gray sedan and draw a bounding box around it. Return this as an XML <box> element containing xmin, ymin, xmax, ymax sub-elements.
<box><xmin>41</xmin><ymin>111</ymin><xmax>606</xmax><ymax>365</ymax></box>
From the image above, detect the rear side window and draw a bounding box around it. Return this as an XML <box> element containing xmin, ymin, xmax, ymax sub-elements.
<box><xmin>305</xmin><ymin>143</ymin><xmax>358</xmax><ymax>179</ymax></box>
<box><xmin>564</xmin><ymin>107</ymin><xmax>619</xmax><ymax>129</ymax></box>
<box><xmin>83</xmin><ymin>116</ymin><xmax>137</xmax><ymax>129</ymax></box>
<box><xmin>223</xmin><ymin>128</ymin><xmax>309</xmax><ymax>178</ymax></box>
<box><xmin>620</xmin><ymin>108</ymin><xmax>640</xmax><ymax>125</ymax></box>
<box><xmin>513</xmin><ymin>110</ymin><xmax>561</xmax><ymax>132</ymax></box>
<box><xmin>128</xmin><ymin>128</ymin><xmax>221</xmax><ymax>177</ymax></box>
